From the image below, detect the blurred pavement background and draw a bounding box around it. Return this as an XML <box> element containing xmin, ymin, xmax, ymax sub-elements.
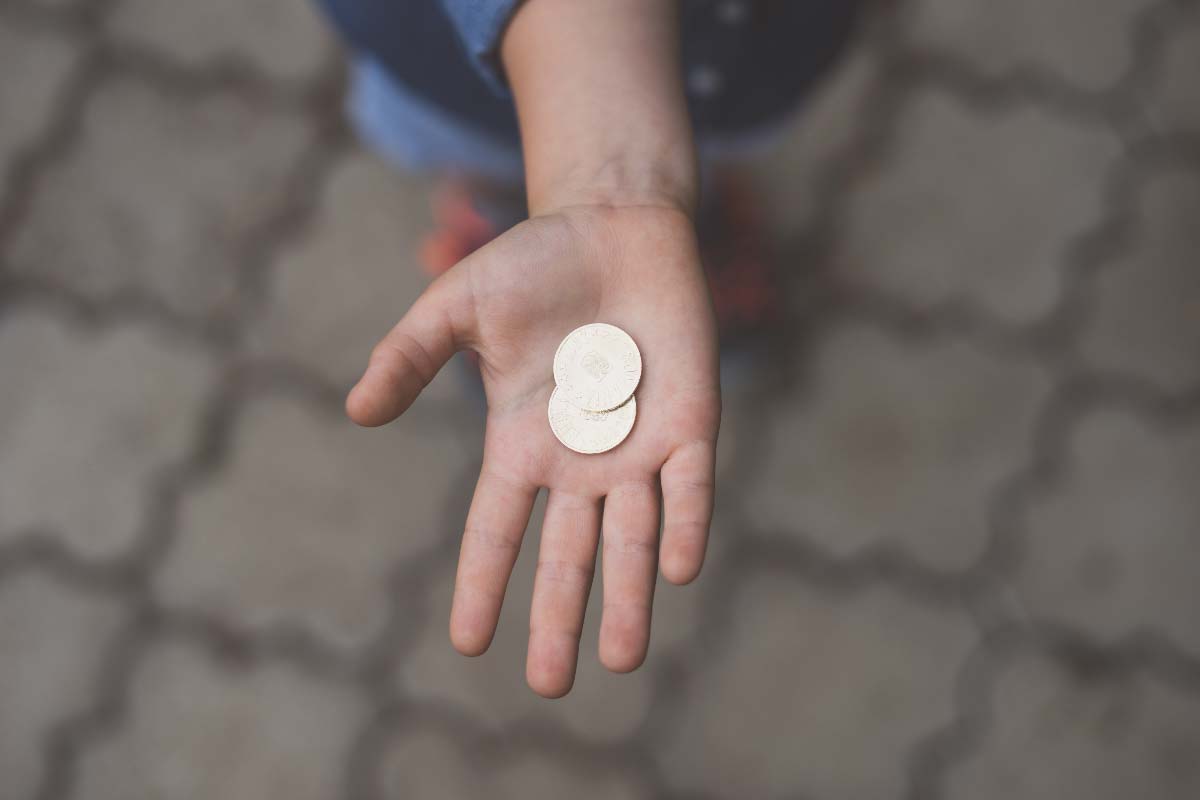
<box><xmin>2</xmin><ymin>0</ymin><xmax>1200</xmax><ymax>798</ymax></box>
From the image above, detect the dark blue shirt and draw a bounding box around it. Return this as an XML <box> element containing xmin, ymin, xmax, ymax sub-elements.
<box><xmin>317</xmin><ymin>0</ymin><xmax>860</xmax><ymax>147</ymax></box>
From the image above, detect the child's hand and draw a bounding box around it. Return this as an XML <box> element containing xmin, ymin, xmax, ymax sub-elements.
<box><xmin>350</xmin><ymin>0</ymin><xmax>713</xmax><ymax>697</ymax></box>
<box><xmin>346</xmin><ymin>201</ymin><xmax>719</xmax><ymax>696</ymax></box>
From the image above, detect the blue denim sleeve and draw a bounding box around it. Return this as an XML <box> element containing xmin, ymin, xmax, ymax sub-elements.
<box><xmin>437</xmin><ymin>0</ymin><xmax>524</xmax><ymax>94</ymax></box>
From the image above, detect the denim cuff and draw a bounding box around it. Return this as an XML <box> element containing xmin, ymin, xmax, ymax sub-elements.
<box><xmin>438</xmin><ymin>0</ymin><xmax>524</xmax><ymax>95</ymax></box>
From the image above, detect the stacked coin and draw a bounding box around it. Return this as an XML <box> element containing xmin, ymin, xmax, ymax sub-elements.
<box><xmin>548</xmin><ymin>323</ymin><xmax>641</xmax><ymax>454</ymax></box>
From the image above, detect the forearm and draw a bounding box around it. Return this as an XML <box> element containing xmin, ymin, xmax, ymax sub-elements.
<box><xmin>500</xmin><ymin>0</ymin><xmax>697</xmax><ymax>217</ymax></box>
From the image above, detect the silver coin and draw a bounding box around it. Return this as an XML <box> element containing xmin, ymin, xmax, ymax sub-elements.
<box><xmin>552</xmin><ymin>323</ymin><xmax>642</xmax><ymax>412</ymax></box>
<box><xmin>548</xmin><ymin>388</ymin><xmax>636</xmax><ymax>454</ymax></box>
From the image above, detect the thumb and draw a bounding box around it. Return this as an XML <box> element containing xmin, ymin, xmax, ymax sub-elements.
<box><xmin>346</xmin><ymin>265</ymin><xmax>475</xmax><ymax>427</ymax></box>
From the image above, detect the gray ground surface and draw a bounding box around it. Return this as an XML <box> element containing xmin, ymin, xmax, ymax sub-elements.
<box><xmin>2</xmin><ymin>0</ymin><xmax>1200</xmax><ymax>798</ymax></box>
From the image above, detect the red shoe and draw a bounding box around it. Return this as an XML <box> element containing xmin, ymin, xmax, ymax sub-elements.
<box><xmin>418</xmin><ymin>180</ymin><xmax>501</xmax><ymax>277</ymax></box>
<box><xmin>419</xmin><ymin>172</ymin><xmax>780</xmax><ymax>345</ymax></box>
<box><xmin>700</xmin><ymin>169</ymin><xmax>782</xmax><ymax>343</ymax></box>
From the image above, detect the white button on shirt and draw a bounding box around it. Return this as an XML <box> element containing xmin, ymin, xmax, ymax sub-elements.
<box><xmin>716</xmin><ymin>0</ymin><xmax>749</xmax><ymax>25</ymax></box>
<box><xmin>688</xmin><ymin>65</ymin><xmax>724</xmax><ymax>97</ymax></box>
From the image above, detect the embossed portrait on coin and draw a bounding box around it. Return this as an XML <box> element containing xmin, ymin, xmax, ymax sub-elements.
<box><xmin>581</xmin><ymin>350</ymin><xmax>611</xmax><ymax>382</ymax></box>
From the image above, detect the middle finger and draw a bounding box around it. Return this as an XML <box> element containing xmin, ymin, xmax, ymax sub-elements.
<box><xmin>526</xmin><ymin>488</ymin><xmax>601</xmax><ymax>698</ymax></box>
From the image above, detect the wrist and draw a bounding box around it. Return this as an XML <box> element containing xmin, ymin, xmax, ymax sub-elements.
<box><xmin>527</xmin><ymin>149</ymin><xmax>698</xmax><ymax>218</ymax></box>
<box><xmin>500</xmin><ymin>0</ymin><xmax>697</xmax><ymax>219</ymax></box>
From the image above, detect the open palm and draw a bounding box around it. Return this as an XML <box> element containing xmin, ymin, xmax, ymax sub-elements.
<box><xmin>347</xmin><ymin>204</ymin><xmax>720</xmax><ymax>697</ymax></box>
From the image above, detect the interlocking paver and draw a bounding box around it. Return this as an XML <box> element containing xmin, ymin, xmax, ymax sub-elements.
<box><xmin>106</xmin><ymin>0</ymin><xmax>335</xmax><ymax>83</ymax></box>
<box><xmin>660</xmin><ymin>569</ymin><xmax>976</xmax><ymax>799</ymax></box>
<box><xmin>0</xmin><ymin>311</ymin><xmax>214</xmax><ymax>558</ymax></box>
<box><xmin>1146</xmin><ymin>18</ymin><xmax>1200</xmax><ymax>133</ymax></box>
<box><xmin>491</xmin><ymin>751</ymin><xmax>651</xmax><ymax>800</ymax></box>
<box><xmin>1015</xmin><ymin>408</ymin><xmax>1200</xmax><ymax>655</ymax></box>
<box><xmin>0</xmin><ymin>572</ymin><xmax>123</xmax><ymax>800</ymax></box>
<box><xmin>713</xmin><ymin>364</ymin><xmax>756</xmax><ymax>484</ymax></box>
<box><xmin>748</xmin><ymin>322</ymin><xmax>1051</xmax><ymax>571</ymax></box>
<box><xmin>0</xmin><ymin>0</ymin><xmax>1193</xmax><ymax>796</ymax></box>
<box><xmin>751</xmin><ymin>46</ymin><xmax>882</xmax><ymax>234</ymax></box>
<box><xmin>0</xmin><ymin>21</ymin><xmax>78</xmax><ymax>188</ymax></box>
<box><xmin>159</xmin><ymin>392</ymin><xmax>472</xmax><ymax>649</ymax></box>
<box><xmin>378</xmin><ymin>727</ymin><xmax>651</xmax><ymax>800</ymax></box>
<box><xmin>904</xmin><ymin>0</ymin><xmax>1152</xmax><ymax>90</ymax></box>
<box><xmin>254</xmin><ymin>150</ymin><xmax>464</xmax><ymax>406</ymax></box>
<box><xmin>945</xmin><ymin>648</ymin><xmax>1200</xmax><ymax>799</ymax></box>
<box><xmin>23</xmin><ymin>0</ymin><xmax>84</xmax><ymax>10</ymax></box>
<box><xmin>398</xmin><ymin>493</ymin><xmax>710</xmax><ymax>740</ymax></box>
<box><xmin>6</xmin><ymin>76</ymin><xmax>315</xmax><ymax>319</ymax></box>
<box><xmin>1081</xmin><ymin>168</ymin><xmax>1200</xmax><ymax>393</ymax></box>
<box><xmin>837</xmin><ymin>89</ymin><xmax>1120</xmax><ymax>324</ymax></box>
<box><xmin>73</xmin><ymin>640</ymin><xmax>364</xmax><ymax>800</ymax></box>
<box><xmin>376</xmin><ymin>728</ymin><xmax>490</xmax><ymax>799</ymax></box>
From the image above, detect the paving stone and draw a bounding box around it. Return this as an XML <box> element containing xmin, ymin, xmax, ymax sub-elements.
<box><xmin>0</xmin><ymin>311</ymin><xmax>214</xmax><ymax>559</ymax></box>
<box><xmin>1146</xmin><ymin>20</ymin><xmax>1200</xmax><ymax>133</ymax></box>
<box><xmin>160</xmin><ymin>392</ymin><xmax>471</xmax><ymax>649</ymax></box>
<box><xmin>714</xmin><ymin>355</ymin><xmax>774</xmax><ymax>486</ymax></box>
<box><xmin>74</xmin><ymin>640</ymin><xmax>363</xmax><ymax>800</ymax></box>
<box><xmin>0</xmin><ymin>572</ymin><xmax>124</xmax><ymax>800</ymax></box>
<box><xmin>376</xmin><ymin>728</ymin><xmax>490</xmax><ymax>799</ymax></box>
<box><xmin>379</xmin><ymin>727</ymin><xmax>651</xmax><ymax>800</ymax></box>
<box><xmin>945</xmin><ymin>648</ymin><xmax>1200</xmax><ymax>799</ymax></box>
<box><xmin>837</xmin><ymin>90</ymin><xmax>1119</xmax><ymax>324</ymax></box>
<box><xmin>399</xmin><ymin>492</ymin><xmax>711</xmax><ymax>740</ymax></box>
<box><xmin>107</xmin><ymin>0</ymin><xmax>335</xmax><ymax>83</ymax></box>
<box><xmin>491</xmin><ymin>751</ymin><xmax>650</xmax><ymax>800</ymax></box>
<box><xmin>749</xmin><ymin>46</ymin><xmax>882</xmax><ymax>235</ymax></box>
<box><xmin>23</xmin><ymin>0</ymin><xmax>85</xmax><ymax>10</ymax></box>
<box><xmin>25</xmin><ymin>0</ymin><xmax>81</xmax><ymax>9</ymax></box>
<box><xmin>253</xmin><ymin>150</ymin><xmax>463</xmax><ymax>407</ymax></box>
<box><xmin>6</xmin><ymin>77</ymin><xmax>314</xmax><ymax>319</ymax></box>
<box><xmin>0</xmin><ymin>22</ymin><xmax>78</xmax><ymax>188</ymax></box>
<box><xmin>1015</xmin><ymin>408</ymin><xmax>1200</xmax><ymax>655</ymax></box>
<box><xmin>3</xmin><ymin>0</ymin><xmax>1193</xmax><ymax>792</ymax></box>
<box><xmin>905</xmin><ymin>0</ymin><xmax>1151</xmax><ymax>90</ymax></box>
<box><xmin>661</xmin><ymin>569</ymin><xmax>976</xmax><ymax>799</ymax></box>
<box><xmin>1080</xmin><ymin>168</ymin><xmax>1200</xmax><ymax>394</ymax></box>
<box><xmin>747</xmin><ymin>322</ymin><xmax>1051</xmax><ymax>571</ymax></box>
